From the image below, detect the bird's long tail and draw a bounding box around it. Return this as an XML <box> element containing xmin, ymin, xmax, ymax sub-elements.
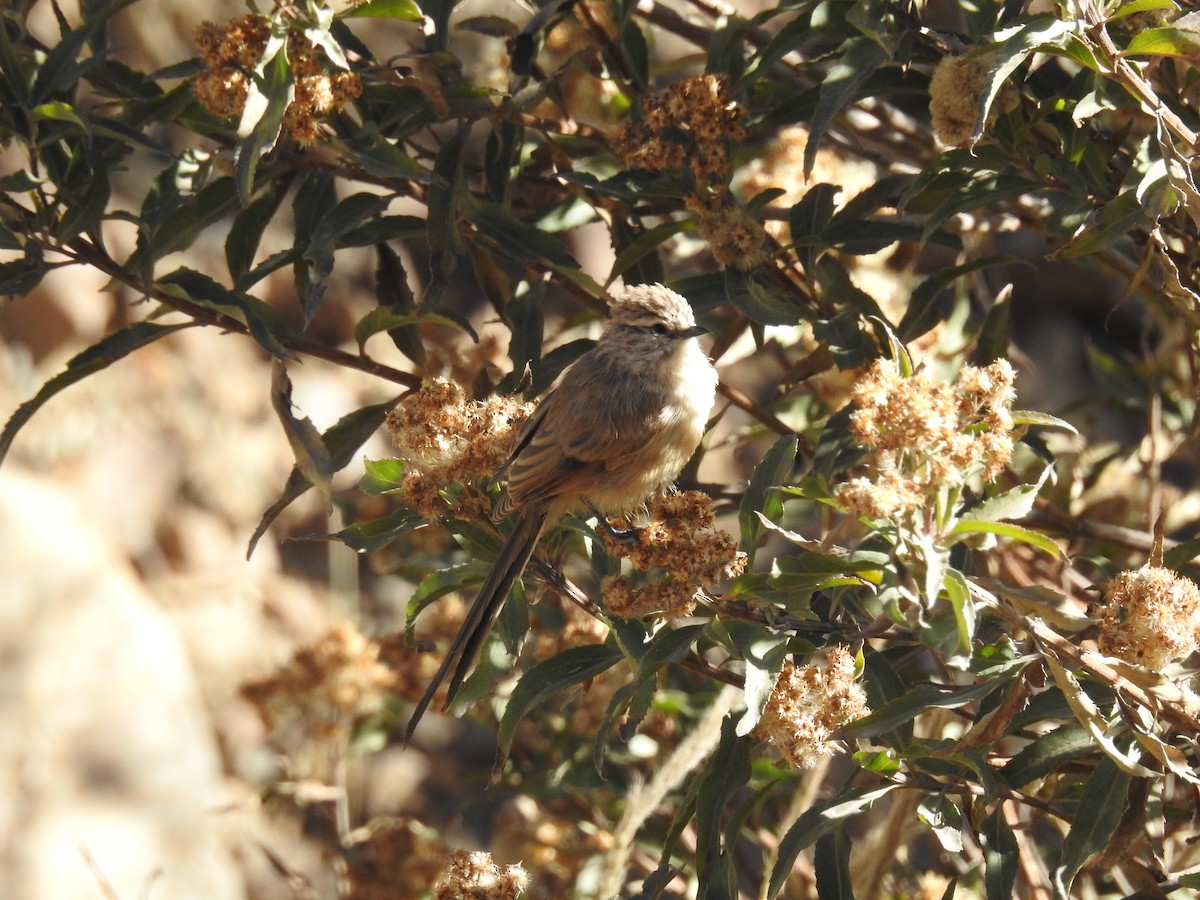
<box><xmin>403</xmin><ymin>506</ymin><xmax>548</xmax><ymax>743</ymax></box>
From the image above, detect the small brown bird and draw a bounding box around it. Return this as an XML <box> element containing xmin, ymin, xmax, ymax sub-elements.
<box><xmin>403</xmin><ymin>283</ymin><xmax>718</xmax><ymax>742</ymax></box>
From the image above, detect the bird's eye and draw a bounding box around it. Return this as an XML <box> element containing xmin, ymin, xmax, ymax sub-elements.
<box><xmin>651</xmin><ymin>323</ymin><xmax>671</xmax><ymax>336</ymax></box>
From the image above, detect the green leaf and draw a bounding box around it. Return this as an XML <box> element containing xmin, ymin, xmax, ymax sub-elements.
<box><xmin>719</xmin><ymin>620</ymin><xmax>790</xmax><ymax>736</ymax></box>
<box><xmin>329</xmin><ymin>507</ymin><xmax>426</xmax><ymax>552</ymax></box>
<box><xmin>964</xmin><ymin>476</ymin><xmax>1046</xmax><ymax>525</ymax></box>
<box><xmin>497</xmin><ymin>643</ymin><xmax>624</xmax><ymax>755</ymax></box>
<box><xmin>299</xmin><ymin>192</ymin><xmax>392</xmax><ymax>323</ymax></box>
<box><xmin>900</xmin><ymin>255</ymin><xmax>1021</xmax><ymax>342</ymax></box>
<box><xmin>0</xmin><ymin>321</ymin><xmax>190</xmax><ymax>467</ymax></box>
<box><xmin>918</xmin><ymin>795</ymin><xmax>964</xmax><ymax>853</ymax></box>
<box><xmin>948</xmin><ymin>520</ymin><xmax>1061</xmax><ymax>556</ymax></box>
<box><xmin>1164</xmin><ymin>534</ymin><xmax>1200</xmax><ymax>569</ymax></box>
<box><xmin>999</xmin><ymin>721</ymin><xmax>1093</xmax><ymax>786</ymax></box>
<box><xmin>852</xmin><ymin>749</ymin><xmax>900</xmax><ymax>774</ymax></box>
<box><xmin>1051</xmin><ymin>756</ymin><xmax>1131</xmax><ymax>899</ymax></box>
<box><xmin>127</xmin><ymin>176</ymin><xmax>242</xmax><ymax>276</ymax></box>
<box><xmin>969</xmin><ymin>287</ymin><xmax>1011</xmax><ymax>366</ymax></box>
<box><xmin>270</xmin><ymin>361</ymin><xmax>334</xmax><ymax>506</ymax></box>
<box><xmin>360</xmin><ymin>458</ymin><xmax>406</xmax><ymax>495</ymax></box>
<box><xmin>805</xmin><ymin>38</ymin><xmax>886</xmax><ymax>177</ymax></box>
<box><xmin>0</xmin><ymin>242</ymin><xmax>47</xmax><ymax>296</ymax></box>
<box><xmin>1126</xmin><ymin>27</ymin><xmax>1200</xmax><ymax>61</ymax></box>
<box><xmin>696</xmin><ymin>717</ymin><xmax>751</xmax><ymax>886</ymax></box>
<box><xmin>338</xmin><ymin>0</ymin><xmax>424</xmax><ymax>20</ymax></box>
<box><xmin>768</xmin><ymin>785</ymin><xmax>897</xmax><ymax>898</ymax></box>
<box><xmin>724</xmin><ymin>269</ymin><xmax>807</xmax><ymax>327</ymax></box>
<box><xmin>971</xmin><ymin>18</ymin><xmax>1075</xmax><ymax>145</ymax></box>
<box><xmin>840</xmin><ymin>680</ymin><xmax>997</xmax><ymax>739</ymax></box>
<box><xmin>1011</xmin><ymin>409</ymin><xmax>1078</xmax><ymax>434</ymax></box>
<box><xmin>247</xmin><ymin>401</ymin><xmax>394</xmax><ymax>557</ymax></box>
<box><xmin>943</xmin><ymin>567</ymin><xmax>976</xmax><ymax>666</ymax></box>
<box><xmin>157</xmin><ymin>267</ymin><xmax>295</xmax><ymax>361</ymax></box>
<box><xmin>467</xmin><ymin>204</ymin><xmax>581</xmax><ymax>270</ymax></box>
<box><xmin>979</xmin><ymin>805</ymin><xmax>1018</xmax><ymax>900</ymax></box>
<box><xmin>593</xmin><ymin>623</ymin><xmax>705</xmax><ymax>770</ymax></box>
<box><xmin>1109</xmin><ymin>0</ymin><xmax>1176</xmax><ymax>19</ymax></box>
<box><xmin>738</xmin><ymin>434</ymin><xmax>798</xmax><ymax>560</ymax></box>
<box><xmin>405</xmin><ymin>562</ymin><xmax>491</xmax><ymax>637</ymax></box>
<box><xmin>813</xmin><ymin>829</ymin><xmax>853</xmax><ymax>900</ymax></box>
<box><xmin>235</xmin><ymin>39</ymin><xmax>292</xmax><ymax>206</ymax></box>
<box><xmin>1048</xmin><ymin>189</ymin><xmax>1155</xmax><ymax>260</ymax></box>
<box><xmin>607</xmin><ymin>220</ymin><xmax>691</xmax><ymax>287</ymax></box>
<box><xmin>227</xmin><ymin>175</ymin><xmax>292</xmax><ymax>284</ymax></box>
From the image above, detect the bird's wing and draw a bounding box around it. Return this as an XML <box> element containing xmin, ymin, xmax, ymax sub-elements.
<box><xmin>501</xmin><ymin>372</ymin><xmax>665</xmax><ymax>511</ymax></box>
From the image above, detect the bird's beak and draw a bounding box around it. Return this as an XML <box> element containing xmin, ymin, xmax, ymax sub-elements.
<box><xmin>680</xmin><ymin>324</ymin><xmax>709</xmax><ymax>339</ymax></box>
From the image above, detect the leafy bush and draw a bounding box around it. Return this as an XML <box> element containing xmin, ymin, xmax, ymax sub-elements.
<box><xmin>4</xmin><ymin>0</ymin><xmax>1200</xmax><ymax>896</ymax></box>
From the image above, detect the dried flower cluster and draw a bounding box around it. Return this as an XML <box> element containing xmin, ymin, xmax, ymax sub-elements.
<box><xmin>1094</xmin><ymin>566</ymin><xmax>1200</xmax><ymax>668</ymax></box>
<box><xmin>754</xmin><ymin>647</ymin><xmax>869</xmax><ymax>769</ymax></box>
<box><xmin>684</xmin><ymin>191</ymin><xmax>768</xmax><ymax>270</ymax></box>
<box><xmin>600</xmin><ymin>490</ymin><xmax>745</xmax><ymax>620</ymax></box>
<box><xmin>433</xmin><ymin>850</ymin><xmax>529</xmax><ymax>900</ymax></box>
<box><xmin>386</xmin><ymin>378</ymin><xmax>535</xmax><ymax>516</ymax></box>
<box><xmin>835</xmin><ymin>357</ymin><xmax>1017</xmax><ymax>530</ymax></box>
<box><xmin>344</xmin><ymin>817</ymin><xmax>450</xmax><ymax>900</ymax></box>
<box><xmin>194</xmin><ymin>14</ymin><xmax>361</xmax><ymax>144</ymax></box>
<box><xmin>928</xmin><ymin>51</ymin><xmax>1017</xmax><ymax>147</ymax></box>
<box><xmin>612</xmin><ymin>75</ymin><xmax>764</xmax><ymax>269</ymax></box>
<box><xmin>612</xmin><ymin>74</ymin><xmax>746</xmax><ymax>185</ymax></box>
<box><xmin>241</xmin><ymin>622</ymin><xmax>394</xmax><ymax>777</ymax></box>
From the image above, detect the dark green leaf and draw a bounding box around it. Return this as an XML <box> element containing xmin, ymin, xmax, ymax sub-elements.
<box><xmin>426</xmin><ymin>123</ymin><xmax>471</xmax><ymax>286</ymax></box>
<box><xmin>841</xmin><ymin>680</ymin><xmax>998</xmax><ymax>739</ymax></box>
<box><xmin>814</xmin><ymin>829</ymin><xmax>853</xmax><ymax>900</ymax></box>
<box><xmin>1165</xmin><ymin>534</ymin><xmax>1200</xmax><ymax>570</ymax></box>
<box><xmin>405</xmin><ymin>562</ymin><xmax>491</xmax><ymax>638</ymax></box>
<box><xmin>0</xmin><ymin>242</ymin><xmax>46</xmax><ymax>296</ymax></box>
<box><xmin>235</xmin><ymin>40</ymin><xmax>292</xmax><ymax>206</ymax></box>
<box><xmin>247</xmin><ymin>401</ymin><xmax>395</xmax><ymax>557</ymax></box>
<box><xmin>739</xmin><ymin>434</ymin><xmax>798</xmax><ymax>559</ymax></box>
<box><xmin>468</xmin><ymin>204</ymin><xmax>581</xmax><ymax>270</ymax></box>
<box><xmin>805</xmin><ymin>38</ymin><xmax>886</xmax><ymax>177</ymax></box>
<box><xmin>1052</xmin><ymin>756</ymin><xmax>1131</xmax><ymax>897</ymax></box>
<box><xmin>1048</xmin><ymin>190</ymin><xmax>1155</xmax><ymax>260</ymax></box>
<box><xmin>497</xmin><ymin>643</ymin><xmax>624</xmax><ymax>755</ymax></box>
<box><xmin>608</xmin><ymin>220</ymin><xmax>691</xmax><ymax>286</ymax></box>
<box><xmin>304</xmin><ymin>507</ymin><xmax>426</xmax><ymax>553</ymax></box>
<box><xmin>900</xmin><ymin>256</ymin><xmax>1020</xmax><ymax>342</ymax></box>
<box><xmin>696</xmin><ymin>717</ymin><xmax>751</xmax><ymax>885</ymax></box>
<box><xmin>227</xmin><ymin>175</ymin><xmax>292</xmax><ymax>284</ymax></box>
<box><xmin>128</xmin><ymin>177</ymin><xmax>241</xmax><ymax>276</ymax></box>
<box><xmin>725</xmin><ymin>269</ymin><xmax>806</xmax><ymax>327</ymax></box>
<box><xmin>500</xmin><ymin>284</ymin><xmax>545</xmax><ymax>393</ymax></box>
<box><xmin>971</xmin><ymin>18</ymin><xmax>1074</xmax><ymax>145</ymax></box>
<box><xmin>1000</xmin><ymin>721</ymin><xmax>1093</xmax><ymax>787</ymax></box>
<box><xmin>158</xmin><ymin>267</ymin><xmax>294</xmax><ymax>361</ymax></box>
<box><xmin>270</xmin><ymin>361</ymin><xmax>334</xmax><ymax>505</ymax></box>
<box><xmin>980</xmin><ymin>805</ymin><xmax>1018</xmax><ymax>900</ymax></box>
<box><xmin>970</xmin><ymin>288</ymin><xmax>1011</xmax><ymax>365</ymax></box>
<box><xmin>768</xmin><ymin>785</ymin><xmax>897</xmax><ymax>898</ymax></box>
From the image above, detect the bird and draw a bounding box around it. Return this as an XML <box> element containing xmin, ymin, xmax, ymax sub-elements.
<box><xmin>402</xmin><ymin>283</ymin><xmax>718</xmax><ymax>743</ymax></box>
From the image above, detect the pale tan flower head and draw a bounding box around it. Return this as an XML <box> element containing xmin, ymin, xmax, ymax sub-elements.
<box><xmin>754</xmin><ymin>647</ymin><xmax>869</xmax><ymax>769</ymax></box>
<box><xmin>1095</xmin><ymin>566</ymin><xmax>1200</xmax><ymax>668</ymax></box>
